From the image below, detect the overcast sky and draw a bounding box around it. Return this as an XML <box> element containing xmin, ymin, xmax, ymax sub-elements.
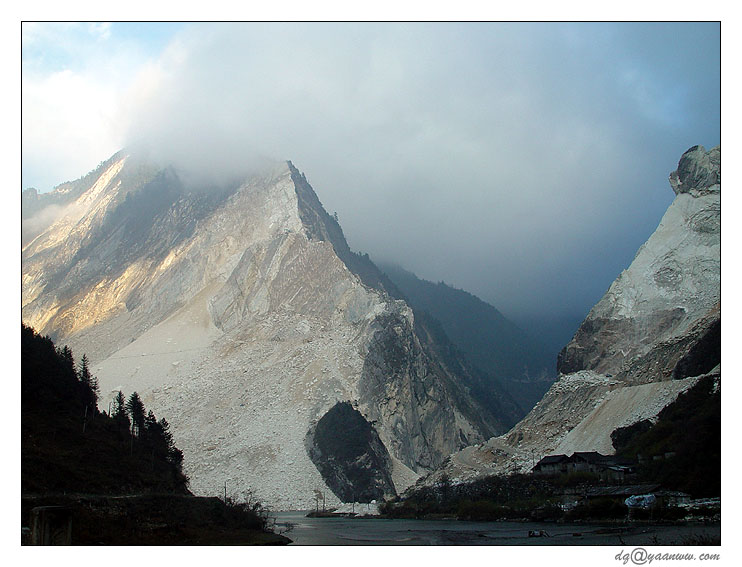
<box><xmin>21</xmin><ymin>22</ymin><xmax>720</xmax><ymax>349</ymax></box>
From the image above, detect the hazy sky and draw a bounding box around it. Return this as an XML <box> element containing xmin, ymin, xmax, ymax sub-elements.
<box><xmin>21</xmin><ymin>22</ymin><xmax>721</xmax><ymax>348</ymax></box>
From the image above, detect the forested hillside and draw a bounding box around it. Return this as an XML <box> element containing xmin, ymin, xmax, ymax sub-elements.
<box><xmin>21</xmin><ymin>323</ymin><xmax>288</xmax><ymax>544</ymax></box>
<box><xmin>22</xmin><ymin>323</ymin><xmax>188</xmax><ymax>494</ymax></box>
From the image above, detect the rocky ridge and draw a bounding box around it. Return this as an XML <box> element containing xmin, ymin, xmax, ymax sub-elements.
<box><xmin>418</xmin><ymin>145</ymin><xmax>721</xmax><ymax>486</ymax></box>
<box><xmin>378</xmin><ymin>262</ymin><xmax>555</xmax><ymax>415</ymax></box>
<box><xmin>22</xmin><ymin>154</ymin><xmax>504</xmax><ymax>509</ymax></box>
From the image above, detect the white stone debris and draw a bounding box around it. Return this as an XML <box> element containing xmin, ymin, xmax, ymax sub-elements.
<box><xmin>22</xmin><ymin>157</ymin><xmax>491</xmax><ymax>510</ymax></box>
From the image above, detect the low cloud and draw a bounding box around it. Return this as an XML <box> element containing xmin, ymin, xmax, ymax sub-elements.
<box><xmin>22</xmin><ymin>199</ymin><xmax>88</xmax><ymax>247</ymax></box>
<box><xmin>22</xmin><ymin>203</ymin><xmax>66</xmax><ymax>246</ymax></box>
<box><xmin>23</xmin><ymin>22</ymin><xmax>720</xmax><ymax>344</ymax></box>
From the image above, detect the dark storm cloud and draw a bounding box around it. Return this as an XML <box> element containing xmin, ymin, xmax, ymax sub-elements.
<box><xmin>54</xmin><ymin>22</ymin><xmax>725</xmax><ymax>344</ymax></box>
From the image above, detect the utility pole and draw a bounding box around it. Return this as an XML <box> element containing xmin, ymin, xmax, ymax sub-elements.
<box><xmin>313</xmin><ymin>489</ymin><xmax>322</xmax><ymax>512</ymax></box>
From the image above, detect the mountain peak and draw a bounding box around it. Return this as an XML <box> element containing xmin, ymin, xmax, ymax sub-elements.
<box><xmin>22</xmin><ymin>153</ymin><xmax>502</xmax><ymax>508</ymax></box>
<box><xmin>413</xmin><ymin>144</ymin><xmax>720</xmax><ymax>488</ymax></box>
<box><xmin>558</xmin><ymin>145</ymin><xmax>720</xmax><ymax>377</ymax></box>
<box><xmin>286</xmin><ymin>160</ymin><xmax>347</xmax><ymax>247</ymax></box>
<box><xmin>669</xmin><ymin>144</ymin><xmax>720</xmax><ymax>196</ymax></box>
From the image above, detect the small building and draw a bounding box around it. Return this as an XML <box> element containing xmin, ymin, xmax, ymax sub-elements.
<box><xmin>532</xmin><ymin>454</ymin><xmax>570</xmax><ymax>476</ymax></box>
<box><xmin>600</xmin><ymin>464</ymin><xmax>634</xmax><ymax>482</ymax></box>
<box><xmin>532</xmin><ymin>451</ymin><xmax>635</xmax><ymax>481</ymax></box>
<box><xmin>570</xmin><ymin>451</ymin><xmax>610</xmax><ymax>472</ymax></box>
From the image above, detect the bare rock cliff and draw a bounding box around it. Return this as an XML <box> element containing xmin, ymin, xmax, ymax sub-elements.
<box><xmin>22</xmin><ymin>154</ymin><xmax>504</xmax><ymax>509</ymax></box>
<box><xmin>558</xmin><ymin>145</ymin><xmax>720</xmax><ymax>380</ymax></box>
<box><xmin>416</xmin><ymin>145</ymin><xmax>720</xmax><ymax>486</ymax></box>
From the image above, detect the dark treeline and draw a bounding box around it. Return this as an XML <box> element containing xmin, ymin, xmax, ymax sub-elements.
<box><xmin>613</xmin><ymin>373</ymin><xmax>721</xmax><ymax>498</ymax></box>
<box><xmin>21</xmin><ymin>323</ymin><xmax>188</xmax><ymax>495</ymax></box>
<box><xmin>22</xmin><ymin>323</ymin><xmax>288</xmax><ymax>544</ymax></box>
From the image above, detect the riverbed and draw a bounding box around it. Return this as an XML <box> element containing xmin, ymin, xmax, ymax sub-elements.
<box><xmin>272</xmin><ymin>511</ymin><xmax>719</xmax><ymax>546</ymax></box>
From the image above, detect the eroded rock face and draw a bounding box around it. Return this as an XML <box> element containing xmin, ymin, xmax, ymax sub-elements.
<box><xmin>359</xmin><ymin>311</ymin><xmax>482</xmax><ymax>471</ymax></box>
<box><xmin>669</xmin><ymin>145</ymin><xmax>720</xmax><ymax>196</ymax></box>
<box><xmin>22</xmin><ymin>153</ymin><xmax>500</xmax><ymax>509</ymax></box>
<box><xmin>416</xmin><ymin>145</ymin><xmax>720</xmax><ymax>487</ymax></box>
<box><xmin>557</xmin><ymin>145</ymin><xmax>720</xmax><ymax>382</ymax></box>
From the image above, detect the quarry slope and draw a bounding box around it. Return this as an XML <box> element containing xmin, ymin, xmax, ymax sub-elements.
<box><xmin>22</xmin><ymin>155</ymin><xmax>503</xmax><ymax>509</ymax></box>
<box><xmin>419</xmin><ymin>145</ymin><xmax>721</xmax><ymax>486</ymax></box>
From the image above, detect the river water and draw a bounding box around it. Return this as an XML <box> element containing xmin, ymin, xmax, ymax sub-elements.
<box><xmin>272</xmin><ymin>511</ymin><xmax>720</xmax><ymax>546</ymax></box>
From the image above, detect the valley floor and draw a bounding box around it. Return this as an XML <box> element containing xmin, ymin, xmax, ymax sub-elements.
<box><xmin>21</xmin><ymin>493</ymin><xmax>291</xmax><ymax>545</ymax></box>
<box><xmin>273</xmin><ymin>511</ymin><xmax>720</xmax><ymax>546</ymax></box>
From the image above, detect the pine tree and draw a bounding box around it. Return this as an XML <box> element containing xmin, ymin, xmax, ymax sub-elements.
<box><xmin>58</xmin><ymin>345</ymin><xmax>75</xmax><ymax>377</ymax></box>
<box><xmin>168</xmin><ymin>446</ymin><xmax>184</xmax><ymax>470</ymax></box>
<box><xmin>78</xmin><ymin>354</ymin><xmax>90</xmax><ymax>385</ymax></box>
<box><xmin>159</xmin><ymin>418</ymin><xmax>174</xmax><ymax>451</ymax></box>
<box><xmin>144</xmin><ymin>409</ymin><xmax>158</xmax><ymax>433</ymax></box>
<box><xmin>158</xmin><ymin>418</ymin><xmax>183</xmax><ymax>468</ymax></box>
<box><xmin>112</xmin><ymin>390</ymin><xmax>130</xmax><ymax>432</ymax></box>
<box><xmin>126</xmin><ymin>392</ymin><xmax>146</xmax><ymax>437</ymax></box>
<box><xmin>112</xmin><ymin>390</ymin><xmax>126</xmax><ymax>417</ymax></box>
<box><xmin>77</xmin><ymin>354</ymin><xmax>99</xmax><ymax>408</ymax></box>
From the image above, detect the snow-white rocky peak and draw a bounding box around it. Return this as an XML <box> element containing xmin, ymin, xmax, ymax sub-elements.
<box><xmin>418</xmin><ymin>145</ymin><xmax>720</xmax><ymax>486</ymax></box>
<box><xmin>22</xmin><ymin>154</ymin><xmax>504</xmax><ymax>509</ymax></box>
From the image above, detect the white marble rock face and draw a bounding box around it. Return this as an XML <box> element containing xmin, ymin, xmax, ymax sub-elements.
<box><xmin>419</xmin><ymin>145</ymin><xmax>720</xmax><ymax>487</ymax></box>
<box><xmin>557</xmin><ymin>145</ymin><xmax>720</xmax><ymax>379</ymax></box>
<box><xmin>22</xmin><ymin>156</ymin><xmax>496</xmax><ymax>509</ymax></box>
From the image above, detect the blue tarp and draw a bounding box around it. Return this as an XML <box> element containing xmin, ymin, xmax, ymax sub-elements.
<box><xmin>624</xmin><ymin>494</ymin><xmax>656</xmax><ymax>509</ymax></box>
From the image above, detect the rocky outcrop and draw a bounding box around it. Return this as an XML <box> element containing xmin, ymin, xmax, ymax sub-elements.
<box><xmin>22</xmin><ymin>153</ymin><xmax>502</xmax><ymax>509</ymax></box>
<box><xmin>415</xmin><ymin>145</ymin><xmax>720</xmax><ymax>487</ymax></box>
<box><xmin>668</xmin><ymin>145</ymin><xmax>720</xmax><ymax>196</ymax></box>
<box><xmin>305</xmin><ymin>401</ymin><xmax>396</xmax><ymax>502</ymax></box>
<box><xmin>359</xmin><ymin>310</ymin><xmax>484</xmax><ymax>471</ymax></box>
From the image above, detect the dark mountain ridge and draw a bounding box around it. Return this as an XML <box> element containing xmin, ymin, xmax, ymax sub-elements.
<box><xmin>379</xmin><ymin>263</ymin><xmax>555</xmax><ymax>413</ymax></box>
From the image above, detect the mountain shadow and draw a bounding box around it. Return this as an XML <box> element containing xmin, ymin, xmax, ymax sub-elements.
<box><xmin>305</xmin><ymin>401</ymin><xmax>396</xmax><ymax>502</ymax></box>
<box><xmin>379</xmin><ymin>263</ymin><xmax>555</xmax><ymax>414</ymax></box>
